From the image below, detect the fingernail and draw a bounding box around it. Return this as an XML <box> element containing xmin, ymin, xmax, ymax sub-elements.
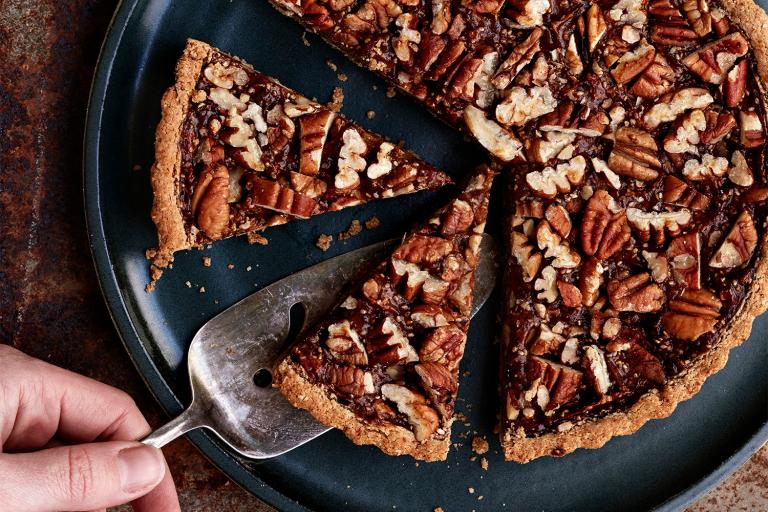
<box><xmin>117</xmin><ymin>445</ymin><xmax>165</xmax><ymax>493</ymax></box>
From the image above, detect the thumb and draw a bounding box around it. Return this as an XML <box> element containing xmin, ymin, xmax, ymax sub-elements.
<box><xmin>0</xmin><ymin>441</ymin><xmax>166</xmax><ymax>512</ymax></box>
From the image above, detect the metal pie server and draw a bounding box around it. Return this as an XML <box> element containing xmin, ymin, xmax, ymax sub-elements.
<box><xmin>141</xmin><ymin>234</ymin><xmax>498</xmax><ymax>458</ymax></box>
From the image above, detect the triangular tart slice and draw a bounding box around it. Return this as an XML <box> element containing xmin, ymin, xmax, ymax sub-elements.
<box><xmin>149</xmin><ymin>39</ymin><xmax>451</xmax><ymax>280</ymax></box>
<box><xmin>275</xmin><ymin>165</ymin><xmax>495</xmax><ymax>461</ymax></box>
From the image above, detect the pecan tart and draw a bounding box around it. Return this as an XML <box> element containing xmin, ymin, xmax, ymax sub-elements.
<box><xmin>269</xmin><ymin>0</ymin><xmax>768</xmax><ymax>461</ymax></box>
<box><xmin>275</xmin><ymin>166</ymin><xmax>495</xmax><ymax>461</ymax></box>
<box><xmin>149</xmin><ymin>39</ymin><xmax>451</xmax><ymax>280</ymax></box>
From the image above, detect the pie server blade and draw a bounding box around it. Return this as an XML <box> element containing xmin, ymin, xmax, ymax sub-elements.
<box><xmin>141</xmin><ymin>234</ymin><xmax>498</xmax><ymax>459</ymax></box>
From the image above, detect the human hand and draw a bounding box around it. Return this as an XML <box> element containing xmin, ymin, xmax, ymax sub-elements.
<box><xmin>0</xmin><ymin>345</ymin><xmax>181</xmax><ymax>512</ymax></box>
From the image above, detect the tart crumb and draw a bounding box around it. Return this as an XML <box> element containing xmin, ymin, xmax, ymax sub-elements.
<box><xmin>468</xmin><ymin>487</ymin><xmax>475</xmax><ymax>494</ymax></box>
<box><xmin>480</xmin><ymin>457</ymin><xmax>489</xmax><ymax>471</ymax></box>
<box><xmin>434</xmin><ymin>508</ymin><xmax>444</xmax><ymax>512</ymax></box>
<box><xmin>247</xmin><ymin>232</ymin><xmax>268</xmax><ymax>245</ymax></box>
<box><xmin>202</xmin><ymin>256</ymin><xmax>212</xmax><ymax>267</ymax></box>
<box><xmin>364</xmin><ymin>216</ymin><xmax>380</xmax><ymax>230</ymax></box>
<box><xmin>199</xmin><ymin>287</ymin><xmax>206</xmax><ymax>294</ymax></box>
<box><xmin>185</xmin><ymin>281</ymin><xmax>192</xmax><ymax>288</ymax></box>
<box><xmin>338</xmin><ymin>73</ymin><xmax>348</xmax><ymax>82</ymax></box>
<box><xmin>329</xmin><ymin>87</ymin><xmax>344</xmax><ymax>112</ymax></box>
<box><xmin>132</xmin><ymin>164</ymin><xmax>142</xmax><ymax>172</ymax></box>
<box><xmin>339</xmin><ymin>220</ymin><xmax>362</xmax><ymax>240</ymax></box>
<box><xmin>301</xmin><ymin>32</ymin><xmax>311</xmax><ymax>46</ymax></box>
<box><xmin>386</xmin><ymin>86</ymin><xmax>396</xmax><ymax>98</ymax></box>
<box><xmin>227</xmin><ymin>263</ymin><xmax>235</xmax><ymax>270</ymax></box>
<box><xmin>366</xmin><ymin>110</ymin><xmax>376</xmax><ymax>119</ymax></box>
<box><xmin>246</xmin><ymin>266</ymin><xmax>252</xmax><ymax>271</ymax></box>
<box><xmin>472</xmin><ymin>436</ymin><xmax>489</xmax><ymax>455</ymax></box>
<box><xmin>325</xmin><ymin>59</ymin><xmax>337</xmax><ymax>72</ymax></box>
<box><xmin>316</xmin><ymin>234</ymin><xmax>333</xmax><ymax>251</ymax></box>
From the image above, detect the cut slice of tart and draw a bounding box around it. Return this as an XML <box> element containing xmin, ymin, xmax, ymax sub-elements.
<box><xmin>275</xmin><ymin>165</ymin><xmax>495</xmax><ymax>461</ymax></box>
<box><xmin>272</xmin><ymin>0</ymin><xmax>768</xmax><ymax>462</ymax></box>
<box><xmin>148</xmin><ymin>39</ymin><xmax>451</xmax><ymax>282</ymax></box>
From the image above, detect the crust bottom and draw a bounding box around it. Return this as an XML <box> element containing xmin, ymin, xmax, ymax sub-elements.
<box><xmin>275</xmin><ymin>360</ymin><xmax>450</xmax><ymax>461</ymax></box>
<box><xmin>149</xmin><ymin>39</ymin><xmax>213</xmax><ymax>273</ymax></box>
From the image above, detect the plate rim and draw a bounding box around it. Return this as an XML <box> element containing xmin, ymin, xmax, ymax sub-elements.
<box><xmin>81</xmin><ymin>1</ymin><xmax>768</xmax><ymax>510</ymax></box>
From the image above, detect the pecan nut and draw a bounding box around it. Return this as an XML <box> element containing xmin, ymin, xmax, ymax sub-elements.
<box><xmin>327</xmin><ymin>365</ymin><xmax>375</xmax><ymax>396</ymax></box>
<box><xmin>581</xmin><ymin>190</ymin><xmax>631</xmax><ymax>260</ymax></box>
<box><xmin>608</xmin><ymin>127</ymin><xmax>661</xmax><ymax>181</ymax></box>
<box><xmin>709</xmin><ymin>211</ymin><xmax>758</xmax><ymax>268</ymax></box>
<box><xmin>607</xmin><ymin>273</ymin><xmax>665</xmax><ymax>312</ymax></box>
<box><xmin>667</xmin><ymin>232</ymin><xmax>701</xmax><ymax>289</ymax></box>
<box><xmin>380</xmin><ymin>384</ymin><xmax>440</xmax><ymax>441</ymax></box>
<box><xmin>195</xmin><ymin>165</ymin><xmax>231</xmax><ymax>239</ymax></box>
<box><xmin>662</xmin><ymin>289</ymin><xmax>722</xmax><ymax>341</ymax></box>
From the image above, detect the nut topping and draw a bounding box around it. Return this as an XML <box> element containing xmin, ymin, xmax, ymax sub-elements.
<box><xmin>626</xmin><ymin>207</ymin><xmax>691</xmax><ymax>245</ymax></box>
<box><xmin>328</xmin><ymin>366</ymin><xmax>376</xmax><ymax>396</ymax></box>
<box><xmin>537</xmin><ymin>220</ymin><xmax>582</xmax><ymax>268</ymax></box>
<box><xmin>526</xmin><ymin>156</ymin><xmax>587</xmax><ymax>198</ymax></box>
<box><xmin>725</xmin><ymin>59</ymin><xmax>748</xmax><ymax>107</ymax></box>
<box><xmin>581</xmin><ymin>190</ymin><xmax>631</xmax><ymax>260</ymax></box>
<box><xmin>630</xmin><ymin>52</ymin><xmax>675</xmax><ymax>98</ymax></box>
<box><xmin>579</xmin><ymin>258</ymin><xmax>604</xmax><ymax>307</ymax></box>
<box><xmin>728</xmin><ymin>150</ymin><xmax>753</xmax><ymax>187</ymax></box>
<box><xmin>335</xmin><ymin>128</ymin><xmax>368</xmax><ymax>190</ymax></box>
<box><xmin>326</xmin><ymin>320</ymin><xmax>368</xmax><ymax>365</ymax></box>
<box><xmin>663</xmin><ymin>110</ymin><xmax>707</xmax><ymax>154</ymax></box>
<box><xmin>463</xmin><ymin>105</ymin><xmax>523</xmax><ymax>161</ymax></box>
<box><xmin>496</xmin><ymin>86</ymin><xmax>557</xmax><ymax>127</ymax></box>
<box><xmin>682</xmin><ymin>0</ymin><xmax>711</xmax><ymax>37</ymax></box>
<box><xmin>682</xmin><ymin>153</ymin><xmax>729</xmax><ymax>180</ymax></box>
<box><xmin>586</xmin><ymin>4</ymin><xmax>607</xmax><ymax>52</ymax></box>
<box><xmin>739</xmin><ymin>111</ymin><xmax>766</xmax><ymax>149</ymax></box>
<box><xmin>643</xmin><ymin>88</ymin><xmax>714</xmax><ymax>129</ymax></box>
<box><xmin>667</xmin><ymin>232</ymin><xmax>701</xmax><ymax>289</ymax></box>
<box><xmin>583</xmin><ymin>345</ymin><xmax>611</xmax><ymax>395</ymax></box>
<box><xmin>682</xmin><ymin>33</ymin><xmax>749</xmax><ymax>84</ymax></box>
<box><xmin>607</xmin><ymin>273</ymin><xmax>665</xmax><ymax>312</ymax></box>
<box><xmin>642</xmin><ymin>250</ymin><xmax>670</xmax><ymax>282</ymax></box>
<box><xmin>492</xmin><ymin>28</ymin><xmax>543</xmax><ymax>90</ymax></box>
<box><xmin>299</xmin><ymin>111</ymin><xmax>335</xmax><ymax>176</ymax></box>
<box><xmin>535</xmin><ymin>265</ymin><xmax>559</xmax><ymax>303</ymax></box>
<box><xmin>662</xmin><ymin>175</ymin><xmax>710</xmax><ymax>210</ymax></box>
<box><xmin>608</xmin><ymin>127</ymin><xmax>661</xmax><ymax>181</ymax></box>
<box><xmin>611</xmin><ymin>39</ymin><xmax>656</xmax><ymax>85</ymax></box>
<box><xmin>709</xmin><ymin>211</ymin><xmax>757</xmax><ymax>268</ymax></box>
<box><xmin>381</xmin><ymin>384</ymin><xmax>440</xmax><ymax>441</ymax></box>
<box><xmin>662</xmin><ymin>289</ymin><xmax>722</xmax><ymax>341</ymax></box>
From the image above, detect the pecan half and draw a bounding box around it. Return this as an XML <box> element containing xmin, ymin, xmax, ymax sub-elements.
<box><xmin>511</xmin><ymin>231</ymin><xmax>543</xmax><ymax>282</ymax></box>
<box><xmin>682</xmin><ymin>0</ymin><xmax>712</xmax><ymax>36</ymax></box>
<box><xmin>649</xmin><ymin>0</ymin><xmax>698</xmax><ymax>46</ymax></box>
<box><xmin>537</xmin><ymin>220</ymin><xmax>582</xmax><ymax>269</ymax></box>
<box><xmin>630</xmin><ymin>52</ymin><xmax>675</xmax><ymax>98</ymax></box>
<box><xmin>327</xmin><ymin>365</ymin><xmax>375</xmax><ymax>396</ymax></box>
<box><xmin>299</xmin><ymin>110</ymin><xmax>335</xmax><ymax>176</ymax></box>
<box><xmin>709</xmin><ymin>211</ymin><xmax>758</xmax><ymax>268</ymax></box>
<box><xmin>557</xmin><ymin>281</ymin><xmax>583</xmax><ymax>308</ymax></box>
<box><xmin>611</xmin><ymin>39</ymin><xmax>656</xmax><ymax>85</ymax></box>
<box><xmin>728</xmin><ymin>150</ymin><xmax>753</xmax><ymax>187</ymax></box>
<box><xmin>380</xmin><ymin>384</ymin><xmax>440</xmax><ymax>441</ymax></box>
<box><xmin>699</xmin><ymin>110</ymin><xmax>736</xmax><ymax>145</ymax></box>
<box><xmin>545</xmin><ymin>204</ymin><xmax>572</xmax><ymax>238</ymax></box>
<box><xmin>527</xmin><ymin>356</ymin><xmax>583</xmax><ymax>410</ymax></box>
<box><xmin>586</xmin><ymin>4</ymin><xmax>607</xmax><ymax>52</ymax></box>
<box><xmin>682</xmin><ymin>33</ymin><xmax>749</xmax><ymax>84</ymax></box>
<box><xmin>581</xmin><ymin>190</ymin><xmax>631</xmax><ymax>260</ymax></box>
<box><xmin>325</xmin><ymin>320</ymin><xmax>368</xmax><ymax>365</ymax></box>
<box><xmin>608</xmin><ymin>127</ymin><xmax>661</xmax><ymax>181</ymax></box>
<box><xmin>662</xmin><ymin>175</ymin><xmax>710</xmax><ymax>210</ymax></box>
<box><xmin>607</xmin><ymin>273</ymin><xmax>665</xmax><ymax>312</ymax></box>
<box><xmin>249</xmin><ymin>176</ymin><xmax>317</xmax><ymax>218</ymax></box>
<box><xmin>526</xmin><ymin>156</ymin><xmax>587</xmax><ymax>198</ymax></box>
<box><xmin>725</xmin><ymin>59</ymin><xmax>748</xmax><ymax>107</ymax></box>
<box><xmin>579</xmin><ymin>258</ymin><xmax>604</xmax><ymax>307</ymax></box>
<box><xmin>195</xmin><ymin>165</ymin><xmax>231</xmax><ymax>239</ymax></box>
<box><xmin>415</xmin><ymin>362</ymin><xmax>458</xmax><ymax>419</ymax></box>
<box><xmin>419</xmin><ymin>325</ymin><xmax>466</xmax><ymax>369</ymax></box>
<box><xmin>643</xmin><ymin>88</ymin><xmax>714</xmax><ymax>129</ymax></box>
<box><xmin>583</xmin><ymin>345</ymin><xmax>611</xmax><ymax>395</ymax></box>
<box><xmin>463</xmin><ymin>105</ymin><xmax>523</xmax><ymax>161</ymax></box>
<box><xmin>662</xmin><ymin>289</ymin><xmax>721</xmax><ymax>341</ymax></box>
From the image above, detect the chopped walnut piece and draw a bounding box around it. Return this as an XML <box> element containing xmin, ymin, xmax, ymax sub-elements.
<box><xmin>463</xmin><ymin>105</ymin><xmax>523</xmax><ymax>161</ymax></box>
<box><xmin>643</xmin><ymin>88</ymin><xmax>714</xmax><ymax>129</ymax></box>
<box><xmin>607</xmin><ymin>273</ymin><xmax>665</xmax><ymax>312</ymax></box>
<box><xmin>579</xmin><ymin>258</ymin><xmax>604</xmax><ymax>307</ymax></box>
<box><xmin>626</xmin><ymin>208</ymin><xmax>691</xmax><ymax>245</ymax></box>
<box><xmin>496</xmin><ymin>86</ymin><xmax>557</xmax><ymax>127</ymax></box>
<box><xmin>642</xmin><ymin>250</ymin><xmax>669</xmax><ymax>283</ymax></box>
<box><xmin>326</xmin><ymin>320</ymin><xmax>368</xmax><ymax>365</ymax></box>
<box><xmin>662</xmin><ymin>289</ymin><xmax>722</xmax><ymax>341</ymax></box>
<box><xmin>526</xmin><ymin>156</ymin><xmax>587</xmax><ymax>198</ymax></box>
<box><xmin>316</xmin><ymin>234</ymin><xmax>333</xmax><ymax>251</ymax></box>
<box><xmin>511</xmin><ymin>232</ymin><xmax>543</xmax><ymax>282</ymax></box>
<box><xmin>682</xmin><ymin>33</ymin><xmax>749</xmax><ymax>84</ymax></box>
<box><xmin>381</xmin><ymin>384</ymin><xmax>440</xmax><ymax>441</ymax></box>
<box><xmin>739</xmin><ymin>111</ymin><xmax>766</xmax><ymax>149</ymax></box>
<box><xmin>667</xmin><ymin>232</ymin><xmax>701</xmax><ymax>289</ymax></box>
<box><xmin>728</xmin><ymin>150</ymin><xmax>753</xmax><ymax>187</ymax></box>
<box><xmin>664</xmin><ymin>110</ymin><xmax>706</xmax><ymax>154</ymax></box>
<box><xmin>682</xmin><ymin>153</ymin><xmax>728</xmax><ymax>181</ymax></box>
<box><xmin>583</xmin><ymin>345</ymin><xmax>611</xmax><ymax>395</ymax></box>
<box><xmin>506</xmin><ymin>0</ymin><xmax>551</xmax><ymax>27</ymax></box>
<box><xmin>335</xmin><ymin>128</ymin><xmax>367</xmax><ymax>190</ymax></box>
<box><xmin>537</xmin><ymin>220</ymin><xmax>581</xmax><ymax>269</ymax></box>
<box><xmin>581</xmin><ymin>190</ymin><xmax>631</xmax><ymax>260</ymax></box>
<box><xmin>608</xmin><ymin>127</ymin><xmax>661</xmax><ymax>181</ymax></box>
<box><xmin>535</xmin><ymin>265</ymin><xmax>559</xmax><ymax>303</ymax></box>
<box><xmin>709</xmin><ymin>211</ymin><xmax>758</xmax><ymax>269</ymax></box>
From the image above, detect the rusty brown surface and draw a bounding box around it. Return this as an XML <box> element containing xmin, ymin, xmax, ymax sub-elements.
<box><xmin>0</xmin><ymin>0</ymin><xmax>763</xmax><ymax>511</ymax></box>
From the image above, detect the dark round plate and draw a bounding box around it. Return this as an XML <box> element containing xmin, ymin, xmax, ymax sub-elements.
<box><xmin>84</xmin><ymin>1</ymin><xmax>768</xmax><ymax>510</ymax></box>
